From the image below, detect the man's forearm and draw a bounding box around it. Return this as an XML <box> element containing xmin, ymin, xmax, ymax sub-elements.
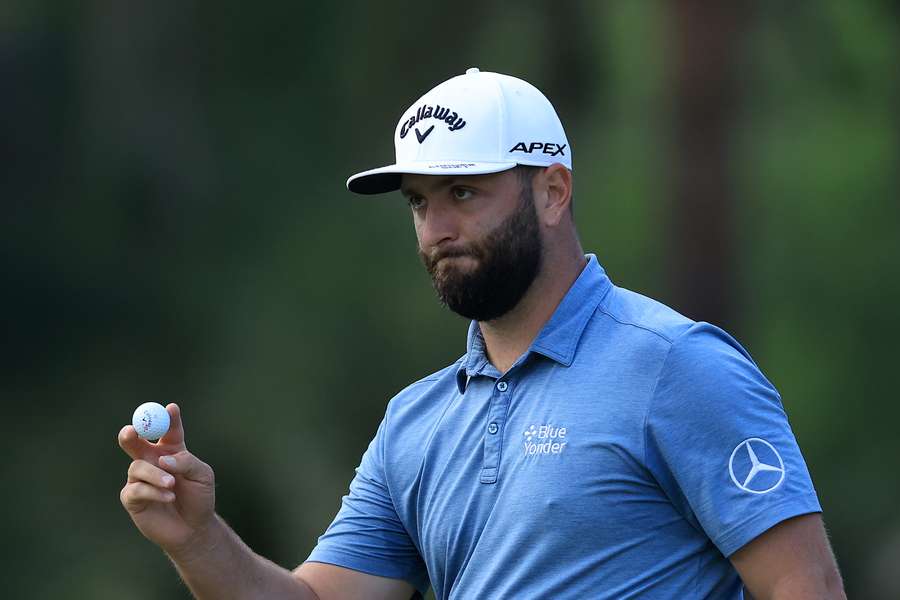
<box><xmin>168</xmin><ymin>514</ymin><xmax>317</xmax><ymax>600</ymax></box>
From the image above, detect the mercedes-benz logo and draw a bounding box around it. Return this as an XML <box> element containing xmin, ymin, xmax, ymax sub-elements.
<box><xmin>728</xmin><ymin>438</ymin><xmax>785</xmax><ymax>494</ymax></box>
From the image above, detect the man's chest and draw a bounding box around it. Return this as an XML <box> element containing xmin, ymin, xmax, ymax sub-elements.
<box><xmin>386</xmin><ymin>372</ymin><xmax>671</xmax><ymax>584</ymax></box>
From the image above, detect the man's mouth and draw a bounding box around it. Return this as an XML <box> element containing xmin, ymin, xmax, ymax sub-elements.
<box><xmin>435</xmin><ymin>254</ymin><xmax>477</xmax><ymax>268</ymax></box>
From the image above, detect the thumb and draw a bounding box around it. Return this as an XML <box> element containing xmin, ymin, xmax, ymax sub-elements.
<box><xmin>158</xmin><ymin>451</ymin><xmax>214</xmax><ymax>485</ymax></box>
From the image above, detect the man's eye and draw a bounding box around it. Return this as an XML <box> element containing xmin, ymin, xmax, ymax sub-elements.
<box><xmin>452</xmin><ymin>188</ymin><xmax>473</xmax><ymax>200</ymax></box>
<box><xmin>408</xmin><ymin>196</ymin><xmax>425</xmax><ymax>209</ymax></box>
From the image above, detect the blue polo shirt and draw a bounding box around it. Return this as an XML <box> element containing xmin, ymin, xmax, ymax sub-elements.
<box><xmin>307</xmin><ymin>255</ymin><xmax>821</xmax><ymax>598</ymax></box>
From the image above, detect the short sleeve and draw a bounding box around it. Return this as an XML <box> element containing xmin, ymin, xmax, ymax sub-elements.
<box><xmin>306</xmin><ymin>419</ymin><xmax>429</xmax><ymax>593</ymax></box>
<box><xmin>644</xmin><ymin>322</ymin><xmax>822</xmax><ymax>557</ymax></box>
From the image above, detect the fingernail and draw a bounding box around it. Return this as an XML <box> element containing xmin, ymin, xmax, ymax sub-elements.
<box><xmin>164</xmin><ymin>491</ymin><xmax>175</xmax><ymax>501</ymax></box>
<box><xmin>162</xmin><ymin>474</ymin><xmax>175</xmax><ymax>487</ymax></box>
<box><xmin>161</xmin><ymin>456</ymin><xmax>176</xmax><ymax>467</ymax></box>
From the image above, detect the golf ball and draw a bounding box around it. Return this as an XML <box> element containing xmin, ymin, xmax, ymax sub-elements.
<box><xmin>132</xmin><ymin>402</ymin><xmax>170</xmax><ymax>440</ymax></box>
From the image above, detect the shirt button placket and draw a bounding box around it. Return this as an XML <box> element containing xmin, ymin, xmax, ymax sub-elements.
<box><xmin>481</xmin><ymin>379</ymin><xmax>512</xmax><ymax>484</ymax></box>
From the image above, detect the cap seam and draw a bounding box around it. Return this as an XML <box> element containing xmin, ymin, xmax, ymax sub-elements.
<box><xmin>485</xmin><ymin>73</ymin><xmax>508</xmax><ymax>164</ymax></box>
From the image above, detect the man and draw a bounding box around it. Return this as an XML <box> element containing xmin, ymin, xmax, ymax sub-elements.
<box><xmin>119</xmin><ymin>68</ymin><xmax>846</xmax><ymax>598</ymax></box>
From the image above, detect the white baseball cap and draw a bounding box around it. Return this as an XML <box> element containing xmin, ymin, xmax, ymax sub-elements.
<box><xmin>346</xmin><ymin>67</ymin><xmax>572</xmax><ymax>195</ymax></box>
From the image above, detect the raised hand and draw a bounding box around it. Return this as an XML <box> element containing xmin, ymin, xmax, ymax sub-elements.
<box><xmin>118</xmin><ymin>403</ymin><xmax>216</xmax><ymax>556</ymax></box>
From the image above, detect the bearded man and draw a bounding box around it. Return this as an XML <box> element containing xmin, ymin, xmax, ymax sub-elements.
<box><xmin>118</xmin><ymin>68</ymin><xmax>845</xmax><ymax>599</ymax></box>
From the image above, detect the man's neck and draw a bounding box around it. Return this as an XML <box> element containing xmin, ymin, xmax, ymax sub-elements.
<box><xmin>479</xmin><ymin>252</ymin><xmax>588</xmax><ymax>374</ymax></box>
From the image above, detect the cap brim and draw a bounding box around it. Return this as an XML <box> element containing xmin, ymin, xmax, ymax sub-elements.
<box><xmin>346</xmin><ymin>161</ymin><xmax>518</xmax><ymax>195</ymax></box>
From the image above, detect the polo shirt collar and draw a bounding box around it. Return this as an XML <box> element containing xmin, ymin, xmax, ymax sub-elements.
<box><xmin>455</xmin><ymin>254</ymin><xmax>612</xmax><ymax>393</ymax></box>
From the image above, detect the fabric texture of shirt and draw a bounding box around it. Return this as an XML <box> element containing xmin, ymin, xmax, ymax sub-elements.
<box><xmin>306</xmin><ymin>254</ymin><xmax>822</xmax><ymax>599</ymax></box>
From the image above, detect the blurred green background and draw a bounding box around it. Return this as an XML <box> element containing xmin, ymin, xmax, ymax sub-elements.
<box><xmin>3</xmin><ymin>1</ymin><xmax>898</xmax><ymax>598</ymax></box>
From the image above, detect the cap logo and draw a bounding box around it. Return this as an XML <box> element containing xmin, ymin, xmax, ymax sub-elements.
<box><xmin>510</xmin><ymin>141</ymin><xmax>567</xmax><ymax>157</ymax></box>
<box><xmin>415</xmin><ymin>125</ymin><xmax>434</xmax><ymax>143</ymax></box>
<box><xmin>399</xmin><ymin>104</ymin><xmax>467</xmax><ymax>142</ymax></box>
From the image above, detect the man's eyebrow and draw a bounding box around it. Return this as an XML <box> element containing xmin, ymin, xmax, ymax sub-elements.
<box><xmin>400</xmin><ymin>176</ymin><xmax>461</xmax><ymax>197</ymax></box>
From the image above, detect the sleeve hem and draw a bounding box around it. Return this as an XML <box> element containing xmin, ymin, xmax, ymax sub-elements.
<box><xmin>715</xmin><ymin>495</ymin><xmax>823</xmax><ymax>557</ymax></box>
<box><xmin>305</xmin><ymin>549</ymin><xmax>430</xmax><ymax>594</ymax></box>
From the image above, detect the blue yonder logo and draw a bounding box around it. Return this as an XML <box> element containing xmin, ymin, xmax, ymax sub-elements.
<box><xmin>523</xmin><ymin>423</ymin><xmax>568</xmax><ymax>456</ymax></box>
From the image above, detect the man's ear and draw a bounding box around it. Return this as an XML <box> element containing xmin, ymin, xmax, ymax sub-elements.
<box><xmin>536</xmin><ymin>163</ymin><xmax>573</xmax><ymax>227</ymax></box>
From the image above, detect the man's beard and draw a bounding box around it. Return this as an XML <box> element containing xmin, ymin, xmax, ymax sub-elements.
<box><xmin>419</xmin><ymin>186</ymin><xmax>542</xmax><ymax>322</ymax></box>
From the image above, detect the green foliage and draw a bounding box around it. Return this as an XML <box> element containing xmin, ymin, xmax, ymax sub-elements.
<box><xmin>2</xmin><ymin>1</ymin><xmax>896</xmax><ymax>597</ymax></box>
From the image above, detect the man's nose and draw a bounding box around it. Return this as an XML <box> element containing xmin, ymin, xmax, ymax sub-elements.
<box><xmin>418</xmin><ymin>201</ymin><xmax>460</xmax><ymax>250</ymax></box>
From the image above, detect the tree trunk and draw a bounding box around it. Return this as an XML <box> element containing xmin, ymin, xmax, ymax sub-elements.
<box><xmin>666</xmin><ymin>1</ymin><xmax>747</xmax><ymax>331</ymax></box>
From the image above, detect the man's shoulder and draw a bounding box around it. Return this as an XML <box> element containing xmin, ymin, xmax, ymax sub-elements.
<box><xmin>598</xmin><ymin>284</ymin><xmax>759</xmax><ymax>367</ymax></box>
<box><xmin>396</xmin><ymin>357</ymin><xmax>464</xmax><ymax>395</ymax></box>
<box><xmin>594</xmin><ymin>283</ymin><xmax>696</xmax><ymax>345</ymax></box>
<box><xmin>383</xmin><ymin>356</ymin><xmax>465</xmax><ymax>423</ymax></box>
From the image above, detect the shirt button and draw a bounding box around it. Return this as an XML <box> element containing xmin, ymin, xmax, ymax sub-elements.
<box><xmin>496</xmin><ymin>381</ymin><xmax>509</xmax><ymax>392</ymax></box>
<box><xmin>487</xmin><ymin>422</ymin><xmax>499</xmax><ymax>434</ymax></box>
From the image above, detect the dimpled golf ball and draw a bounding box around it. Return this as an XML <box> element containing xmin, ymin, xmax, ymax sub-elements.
<box><xmin>132</xmin><ymin>402</ymin><xmax>170</xmax><ymax>440</ymax></box>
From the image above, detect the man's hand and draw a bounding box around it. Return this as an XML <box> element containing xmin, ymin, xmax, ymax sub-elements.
<box><xmin>118</xmin><ymin>404</ymin><xmax>414</xmax><ymax>600</ymax></box>
<box><xmin>118</xmin><ymin>403</ymin><xmax>216</xmax><ymax>557</ymax></box>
